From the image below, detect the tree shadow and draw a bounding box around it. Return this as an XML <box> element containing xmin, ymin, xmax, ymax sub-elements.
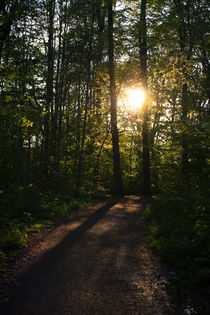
<box><xmin>1</xmin><ymin>195</ymin><xmax>170</xmax><ymax>315</ymax></box>
<box><xmin>1</xmin><ymin>197</ymin><xmax>122</xmax><ymax>314</ymax></box>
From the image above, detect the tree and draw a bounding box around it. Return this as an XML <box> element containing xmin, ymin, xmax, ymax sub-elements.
<box><xmin>139</xmin><ymin>0</ymin><xmax>151</xmax><ymax>194</ymax></box>
<box><xmin>0</xmin><ymin>0</ymin><xmax>209</xmax><ymax>211</ymax></box>
<box><xmin>107</xmin><ymin>0</ymin><xmax>123</xmax><ymax>194</ymax></box>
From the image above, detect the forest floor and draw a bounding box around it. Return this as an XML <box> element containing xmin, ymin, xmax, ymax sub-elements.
<box><xmin>0</xmin><ymin>195</ymin><xmax>174</xmax><ymax>315</ymax></box>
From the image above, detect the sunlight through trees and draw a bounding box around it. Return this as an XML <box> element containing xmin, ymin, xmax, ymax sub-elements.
<box><xmin>0</xmin><ymin>2</ymin><xmax>209</xmax><ymax>305</ymax></box>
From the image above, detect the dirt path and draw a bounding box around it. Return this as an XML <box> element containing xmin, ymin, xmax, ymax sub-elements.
<box><xmin>0</xmin><ymin>195</ymin><xmax>173</xmax><ymax>315</ymax></box>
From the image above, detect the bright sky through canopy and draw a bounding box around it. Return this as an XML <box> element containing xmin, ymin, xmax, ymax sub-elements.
<box><xmin>126</xmin><ymin>88</ymin><xmax>145</xmax><ymax>111</ymax></box>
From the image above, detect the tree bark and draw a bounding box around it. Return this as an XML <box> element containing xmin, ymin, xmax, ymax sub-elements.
<box><xmin>139</xmin><ymin>0</ymin><xmax>151</xmax><ymax>194</ymax></box>
<box><xmin>107</xmin><ymin>0</ymin><xmax>123</xmax><ymax>195</ymax></box>
<box><xmin>0</xmin><ymin>0</ymin><xmax>19</xmax><ymax>59</ymax></box>
<box><xmin>75</xmin><ymin>2</ymin><xmax>95</xmax><ymax>197</ymax></box>
<box><xmin>43</xmin><ymin>0</ymin><xmax>55</xmax><ymax>173</ymax></box>
<box><xmin>175</xmin><ymin>0</ymin><xmax>193</xmax><ymax>180</ymax></box>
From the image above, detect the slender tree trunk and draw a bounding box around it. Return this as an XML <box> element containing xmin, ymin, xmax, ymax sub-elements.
<box><xmin>179</xmin><ymin>25</ymin><xmax>189</xmax><ymax>177</ymax></box>
<box><xmin>92</xmin><ymin>0</ymin><xmax>106</xmax><ymax>194</ymax></box>
<box><xmin>181</xmin><ymin>82</ymin><xmax>188</xmax><ymax>176</ymax></box>
<box><xmin>74</xmin><ymin>74</ymin><xmax>81</xmax><ymax>177</ymax></box>
<box><xmin>93</xmin><ymin>128</ymin><xmax>110</xmax><ymax>192</ymax></box>
<box><xmin>175</xmin><ymin>0</ymin><xmax>192</xmax><ymax>180</ymax></box>
<box><xmin>51</xmin><ymin>17</ymin><xmax>62</xmax><ymax>165</ymax></box>
<box><xmin>75</xmin><ymin>4</ymin><xmax>95</xmax><ymax>197</ymax></box>
<box><xmin>107</xmin><ymin>0</ymin><xmax>123</xmax><ymax>195</ymax></box>
<box><xmin>139</xmin><ymin>0</ymin><xmax>151</xmax><ymax>194</ymax></box>
<box><xmin>201</xmin><ymin>47</ymin><xmax>210</xmax><ymax>103</ymax></box>
<box><xmin>43</xmin><ymin>0</ymin><xmax>55</xmax><ymax>173</ymax></box>
<box><xmin>96</xmin><ymin>0</ymin><xmax>105</xmax><ymax>64</ymax></box>
<box><xmin>0</xmin><ymin>0</ymin><xmax>19</xmax><ymax>59</ymax></box>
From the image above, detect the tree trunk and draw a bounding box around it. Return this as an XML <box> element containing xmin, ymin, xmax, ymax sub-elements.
<box><xmin>107</xmin><ymin>0</ymin><xmax>123</xmax><ymax>195</ymax></box>
<box><xmin>74</xmin><ymin>74</ymin><xmax>82</xmax><ymax>178</ymax></box>
<box><xmin>175</xmin><ymin>0</ymin><xmax>192</xmax><ymax>180</ymax></box>
<box><xmin>75</xmin><ymin>3</ymin><xmax>95</xmax><ymax>197</ymax></box>
<box><xmin>139</xmin><ymin>0</ymin><xmax>151</xmax><ymax>194</ymax></box>
<box><xmin>43</xmin><ymin>0</ymin><xmax>55</xmax><ymax>173</ymax></box>
<box><xmin>51</xmin><ymin>16</ymin><xmax>62</xmax><ymax>165</ymax></box>
<box><xmin>0</xmin><ymin>0</ymin><xmax>19</xmax><ymax>59</ymax></box>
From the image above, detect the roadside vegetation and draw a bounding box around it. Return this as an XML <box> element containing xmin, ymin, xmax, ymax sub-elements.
<box><xmin>0</xmin><ymin>187</ymin><xmax>88</xmax><ymax>270</ymax></box>
<box><xmin>144</xmin><ymin>189</ymin><xmax>210</xmax><ymax>312</ymax></box>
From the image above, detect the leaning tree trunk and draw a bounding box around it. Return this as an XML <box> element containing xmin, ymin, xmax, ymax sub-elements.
<box><xmin>107</xmin><ymin>0</ymin><xmax>123</xmax><ymax>195</ymax></box>
<box><xmin>139</xmin><ymin>0</ymin><xmax>151</xmax><ymax>194</ymax></box>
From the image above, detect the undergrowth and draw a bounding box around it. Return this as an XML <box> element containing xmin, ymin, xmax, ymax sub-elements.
<box><xmin>0</xmin><ymin>191</ymin><xmax>90</xmax><ymax>271</ymax></box>
<box><xmin>144</xmin><ymin>192</ymin><xmax>210</xmax><ymax>288</ymax></box>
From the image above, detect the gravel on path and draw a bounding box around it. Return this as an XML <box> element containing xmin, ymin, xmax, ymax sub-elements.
<box><xmin>0</xmin><ymin>195</ymin><xmax>173</xmax><ymax>315</ymax></box>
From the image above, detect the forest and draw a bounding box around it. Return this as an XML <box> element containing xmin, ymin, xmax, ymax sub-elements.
<box><xmin>0</xmin><ymin>0</ymin><xmax>209</xmax><ymax>311</ymax></box>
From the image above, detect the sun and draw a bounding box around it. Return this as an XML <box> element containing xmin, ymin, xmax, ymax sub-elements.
<box><xmin>126</xmin><ymin>88</ymin><xmax>145</xmax><ymax>111</ymax></box>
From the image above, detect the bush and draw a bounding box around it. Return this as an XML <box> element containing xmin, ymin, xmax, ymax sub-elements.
<box><xmin>0</xmin><ymin>194</ymin><xmax>84</xmax><ymax>270</ymax></box>
<box><xmin>144</xmin><ymin>194</ymin><xmax>210</xmax><ymax>286</ymax></box>
<box><xmin>0</xmin><ymin>250</ymin><xmax>6</xmax><ymax>271</ymax></box>
<box><xmin>68</xmin><ymin>199</ymin><xmax>81</xmax><ymax>211</ymax></box>
<box><xmin>40</xmin><ymin>197</ymin><xmax>82</xmax><ymax>219</ymax></box>
<box><xmin>1</xmin><ymin>224</ymin><xmax>28</xmax><ymax>249</ymax></box>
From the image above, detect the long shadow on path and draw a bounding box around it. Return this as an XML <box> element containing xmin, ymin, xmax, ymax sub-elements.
<box><xmin>0</xmin><ymin>197</ymin><xmax>122</xmax><ymax>315</ymax></box>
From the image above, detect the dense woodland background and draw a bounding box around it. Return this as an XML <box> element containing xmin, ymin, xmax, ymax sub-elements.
<box><xmin>0</xmin><ymin>0</ymin><xmax>209</xmax><ymax>309</ymax></box>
